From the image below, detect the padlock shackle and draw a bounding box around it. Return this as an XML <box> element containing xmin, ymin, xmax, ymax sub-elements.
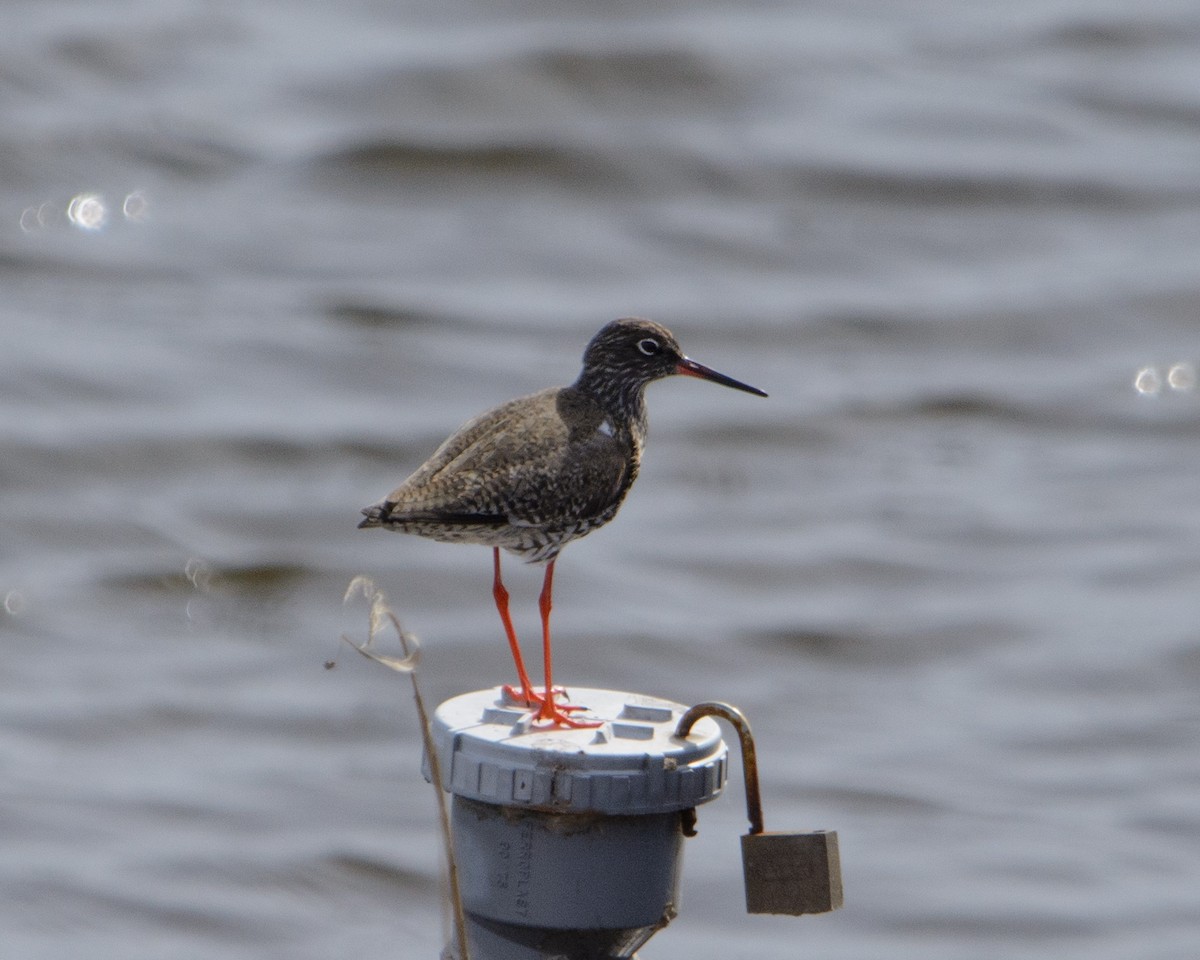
<box><xmin>675</xmin><ymin>701</ymin><xmax>764</xmax><ymax>835</ymax></box>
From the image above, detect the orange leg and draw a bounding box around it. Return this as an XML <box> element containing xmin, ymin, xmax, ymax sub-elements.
<box><xmin>533</xmin><ymin>559</ymin><xmax>601</xmax><ymax>729</ymax></box>
<box><xmin>493</xmin><ymin>548</ymin><xmax>537</xmax><ymax>706</ymax></box>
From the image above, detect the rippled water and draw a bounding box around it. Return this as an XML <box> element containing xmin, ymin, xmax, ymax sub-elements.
<box><xmin>4</xmin><ymin>2</ymin><xmax>1200</xmax><ymax>958</ymax></box>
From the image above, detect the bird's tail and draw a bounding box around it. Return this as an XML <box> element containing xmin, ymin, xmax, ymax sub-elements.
<box><xmin>357</xmin><ymin>502</ymin><xmax>390</xmax><ymax>529</ymax></box>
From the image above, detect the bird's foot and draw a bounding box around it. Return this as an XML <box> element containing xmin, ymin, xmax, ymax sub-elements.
<box><xmin>500</xmin><ymin>685</ymin><xmax>602</xmax><ymax>729</ymax></box>
<box><xmin>501</xmin><ymin>683</ymin><xmax>578</xmax><ymax>709</ymax></box>
<box><xmin>531</xmin><ymin>697</ymin><xmax>604</xmax><ymax>729</ymax></box>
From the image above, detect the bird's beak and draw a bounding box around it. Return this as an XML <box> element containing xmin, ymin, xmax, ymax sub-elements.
<box><xmin>676</xmin><ymin>357</ymin><xmax>768</xmax><ymax>397</ymax></box>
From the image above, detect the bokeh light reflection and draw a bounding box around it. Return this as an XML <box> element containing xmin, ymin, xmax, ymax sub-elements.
<box><xmin>1134</xmin><ymin>363</ymin><xmax>1195</xmax><ymax>396</ymax></box>
<box><xmin>19</xmin><ymin>190</ymin><xmax>150</xmax><ymax>233</ymax></box>
<box><xmin>1134</xmin><ymin>366</ymin><xmax>1162</xmax><ymax>396</ymax></box>
<box><xmin>18</xmin><ymin>204</ymin><xmax>52</xmax><ymax>233</ymax></box>
<box><xmin>4</xmin><ymin>590</ymin><xmax>25</xmax><ymax>616</ymax></box>
<box><xmin>1167</xmin><ymin>362</ymin><xmax>1195</xmax><ymax>392</ymax></box>
<box><xmin>67</xmin><ymin>192</ymin><xmax>108</xmax><ymax>231</ymax></box>
<box><xmin>122</xmin><ymin>190</ymin><xmax>149</xmax><ymax>222</ymax></box>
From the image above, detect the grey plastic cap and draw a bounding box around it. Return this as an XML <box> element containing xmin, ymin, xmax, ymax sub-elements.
<box><xmin>428</xmin><ymin>687</ymin><xmax>727</xmax><ymax>815</ymax></box>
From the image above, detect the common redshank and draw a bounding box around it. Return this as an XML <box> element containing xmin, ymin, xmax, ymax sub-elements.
<box><xmin>358</xmin><ymin>318</ymin><xmax>767</xmax><ymax>727</ymax></box>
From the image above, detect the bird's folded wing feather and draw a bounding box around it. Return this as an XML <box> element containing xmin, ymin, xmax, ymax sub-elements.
<box><xmin>378</xmin><ymin>389</ymin><xmax>628</xmax><ymax>526</ymax></box>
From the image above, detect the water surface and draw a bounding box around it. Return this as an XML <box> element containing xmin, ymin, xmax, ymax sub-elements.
<box><xmin>3</xmin><ymin>2</ymin><xmax>1200</xmax><ymax>958</ymax></box>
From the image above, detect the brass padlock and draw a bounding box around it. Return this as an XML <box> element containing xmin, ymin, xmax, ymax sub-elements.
<box><xmin>741</xmin><ymin>828</ymin><xmax>842</xmax><ymax>915</ymax></box>
<box><xmin>676</xmin><ymin>702</ymin><xmax>843</xmax><ymax>916</ymax></box>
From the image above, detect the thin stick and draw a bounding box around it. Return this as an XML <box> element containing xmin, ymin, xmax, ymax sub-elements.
<box><xmin>341</xmin><ymin>577</ymin><xmax>469</xmax><ymax>960</ymax></box>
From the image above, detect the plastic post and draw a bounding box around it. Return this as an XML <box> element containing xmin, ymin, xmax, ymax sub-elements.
<box><xmin>426</xmin><ymin>688</ymin><xmax>728</xmax><ymax>960</ymax></box>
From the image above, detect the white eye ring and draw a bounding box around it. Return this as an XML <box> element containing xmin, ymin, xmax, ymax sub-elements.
<box><xmin>637</xmin><ymin>338</ymin><xmax>660</xmax><ymax>356</ymax></box>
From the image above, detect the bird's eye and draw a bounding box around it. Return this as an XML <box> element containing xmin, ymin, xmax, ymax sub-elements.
<box><xmin>637</xmin><ymin>338</ymin><xmax>661</xmax><ymax>356</ymax></box>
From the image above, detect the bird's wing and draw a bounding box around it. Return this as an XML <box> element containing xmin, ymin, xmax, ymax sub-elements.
<box><xmin>373</xmin><ymin>388</ymin><xmax>630</xmax><ymax>527</ymax></box>
<box><xmin>372</xmin><ymin>389</ymin><xmax>563</xmax><ymax>522</ymax></box>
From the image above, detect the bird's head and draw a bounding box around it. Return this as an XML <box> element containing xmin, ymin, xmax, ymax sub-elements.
<box><xmin>579</xmin><ymin>318</ymin><xmax>768</xmax><ymax>403</ymax></box>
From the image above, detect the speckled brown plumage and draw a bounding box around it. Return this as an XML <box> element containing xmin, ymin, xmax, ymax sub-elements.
<box><xmin>358</xmin><ymin>317</ymin><xmax>766</xmax><ymax>726</ymax></box>
<box><xmin>357</xmin><ymin>385</ymin><xmax>638</xmax><ymax>563</ymax></box>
